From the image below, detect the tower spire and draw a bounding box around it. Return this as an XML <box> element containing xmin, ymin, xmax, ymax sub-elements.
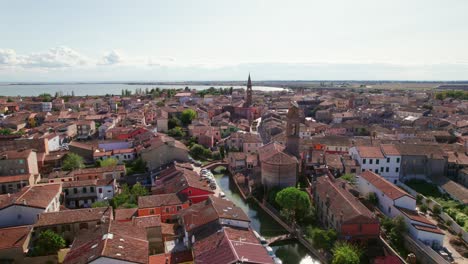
<box><xmin>245</xmin><ymin>73</ymin><xmax>253</xmax><ymax>107</ymax></box>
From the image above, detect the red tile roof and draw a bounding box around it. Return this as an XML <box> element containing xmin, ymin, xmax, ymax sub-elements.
<box><xmin>316</xmin><ymin>176</ymin><xmax>378</xmax><ymax>224</ymax></box>
<box><xmin>396</xmin><ymin>207</ymin><xmax>435</xmax><ymax>226</ymax></box>
<box><xmin>359</xmin><ymin>170</ymin><xmax>412</xmax><ymax>200</ymax></box>
<box><xmin>133</xmin><ymin>215</ymin><xmax>161</xmax><ymax>228</ymax></box>
<box><xmin>114</xmin><ymin>208</ymin><xmax>138</xmax><ymax>221</ymax></box>
<box><xmin>35</xmin><ymin>207</ymin><xmax>112</xmax><ymax>227</ymax></box>
<box><xmin>138</xmin><ymin>193</ymin><xmax>186</xmax><ymax>208</ymax></box>
<box><xmin>412</xmin><ymin>224</ymin><xmax>444</xmax><ymax>235</ymax></box>
<box><xmin>149</xmin><ymin>251</ymin><xmax>193</xmax><ymax>264</ymax></box>
<box><xmin>0</xmin><ymin>225</ymin><xmax>32</xmax><ymax>250</ymax></box>
<box><xmin>0</xmin><ymin>183</ymin><xmax>61</xmax><ymax>210</ymax></box>
<box><xmin>0</xmin><ymin>174</ymin><xmax>32</xmax><ymax>184</ymax></box>
<box><xmin>63</xmin><ymin>221</ymin><xmax>148</xmax><ymax>264</ymax></box>
<box><xmin>356</xmin><ymin>146</ymin><xmax>384</xmax><ymax>158</ymax></box>
<box><xmin>180</xmin><ymin>196</ymin><xmax>249</xmax><ymax>232</ymax></box>
<box><xmin>380</xmin><ymin>144</ymin><xmax>400</xmax><ymax>156</ymax></box>
<box><xmin>192</xmin><ymin>227</ymin><xmax>273</xmax><ymax>264</ymax></box>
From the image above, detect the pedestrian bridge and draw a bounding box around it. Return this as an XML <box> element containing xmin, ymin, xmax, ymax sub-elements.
<box><xmin>202</xmin><ymin>161</ymin><xmax>228</xmax><ymax>171</ymax></box>
<box><xmin>266</xmin><ymin>234</ymin><xmax>295</xmax><ymax>246</ymax></box>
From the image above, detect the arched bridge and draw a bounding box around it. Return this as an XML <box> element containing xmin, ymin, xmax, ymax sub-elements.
<box><xmin>266</xmin><ymin>234</ymin><xmax>295</xmax><ymax>246</ymax></box>
<box><xmin>202</xmin><ymin>161</ymin><xmax>228</xmax><ymax>171</ymax></box>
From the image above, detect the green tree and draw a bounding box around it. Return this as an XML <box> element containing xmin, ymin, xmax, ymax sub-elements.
<box><xmin>275</xmin><ymin>187</ymin><xmax>311</xmax><ymax>222</ymax></box>
<box><xmin>340</xmin><ymin>173</ymin><xmax>356</xmax><ymax>185</ymax></box>
<box><xmin>39</xmin><ymin>93</ymin><xmax>53</xmax><ymax>102</ymax></box>
<box><xmin>168</xmin><ymin>127</ymin><xmax>185</xmax><ymax>137</ymax></box>
<box><xmin>190</xmin><ymin>144</ymin><xmax>207</xmax><ymax>159</ymax></box>
<box><xmin>432</xmin><ymin>204</ymin><xmax>442</xmax><ymax>216</ymax></box>
<box><xmin>131</xmin><ymin>182</ymin><xmax>148</xmax><ymax>197</ymax></box>
<box><xmin>0</xmin><ymin>128</ymin><xmax>12</xmax><ymax>135</ymax></box>
<box><xmin>62</xmin><ymin>153</ymin><xmax>85</xmax><ymax>170</ymax></box>
<box><xmin>419</xmin><ymin>204</ymin><xmax>428</xmax><ymax>213</ymax></box>
<box><xmin>366</xmin><ymin>192</ymin><xmax>379</xmax><ymax>206</ymax></box>
<box><xmin>308</xmin><ymin>228</ymin><xmax>337</xmax><ymax>250</ymax></box>
<box><xmin>219</xmin><ymin>146</ymin><xmax>226</xmax><ymax>159</ymax></box>
<box><xmin>168</xmin><ymin>117</ymin><xmax>182</xmax><ymax>129</ymax></box>
<box><xmin>33</xmin><ymin>230</ymin><xmax>66</xmax><ymax>256</ymax></box>
<box><xmin>98</xmin><ymin>157</ymin><xmax>118</xmax><ymax>167</ymax></box>
<box><xmin>91</xmin><ymin>200</ymin><xmax>109</xmax><ymax>208</ymax></box>
<box><xmin>416</xmin><ymin>194</ymin><xmax>423</xmax><ymax>205</ymax></box>
<box><xmin>125</xmin><ymin>158</ymin><xmax>146</xmax><ymax>175</ymax></box>
<box><xmin>180</xmin><ymin>109</ymin><xmax>197</xmax><ymax>125</ymax></box>
<box><xmin>332</xmin><ymin>242</ymin><xmax>361</xmax><ymax>264</ymax></box>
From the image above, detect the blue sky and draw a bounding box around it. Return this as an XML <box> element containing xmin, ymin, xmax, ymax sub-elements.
<box><xmin>1</xmin><ymin>0</ymin><xmax>468</xmax><ymax>81</ymax></box>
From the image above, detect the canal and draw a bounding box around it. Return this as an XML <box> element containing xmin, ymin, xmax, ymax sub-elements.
<box><xmin>214</xmin><ymin>173</ymin><xmax>321</xmax><ymax>264</ymax></box>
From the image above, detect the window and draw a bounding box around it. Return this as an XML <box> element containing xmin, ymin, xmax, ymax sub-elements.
<box><xmin>65</xmin><ymin>189</ymin><xmax>69</xmax><ymax>195</ymax></box>
<box><xmin>388</xmin><ymin>207</ymin><xmax>391</xmax><ymax>214</ymax></box>
<box><xmin>18</xmin><ymin>159</ymin><xmax>24</xmax><ymax>164</ymax></box>
<box><xmin>375</xmin><ymin>169</ymin><xmax>378</xmax><ymax>173</ymax></box>
<box><xmin>73</xmin><ymin>188</ymin><xmax>78</xmax><ymax>194</ymax></box>
<box><xmin>90</xmin><ymin>187</ymin><xmax>95</xmax><ymax>193</ymax></box>
<box><xmin>165</xmin><ymin>208</ymin><xmax>170</xmax><ymax>213</ymax></box>
<box><xmin>79</xmin><ymin>223</ymin><xmax>88</xmax><ymax>229</ymax></box>
<box><xmin>362</xmin><ymin>168</ymin><xmax>365</xmax><ymax>172</ymax></box>
<box><xmin>82</xmin><ymin>187</ymin><xmax>87</xmax><ymax>193</ymax></box>
<box><xmin>149</xmin><ymin>209</ymin><xmax>155</xmax><ymax>214</ymax></box>
<box><xmin>188</xmin><ymin>190</ymin><xmax>192</xmax><ymax>195</ymax></box>
<box><xmin>20</xmin><ymin>169</ymin><xmax>25</xmax><ymax>173</ymax></box>
<box><xmin>396</xmin><ymin>158</ymin><xmax>400</xmax><ymax>163</ymax></box>
<box><xmin>380</xmin><ymin>167</ymin><xmax>384</xmax><ymax>172</ymax></box>
<box><xmin>387</xmin><ymin>158</ymin><xmax>390</xmax><ymax>163</ymax></box>
<box><xmin>362</xmin><ymin>159</ymin><xmax>366</xmax><ymax>164</ymax></box>
<box><xmin>396</xmin><ymin>167</ymin><xmax>399</xmax><ymax>173</ymax></box>
<box><xmin>98</xmin><ymin>188</ymin><xmax>102</xmax><ymax>193</ymax></box>
<box><xmin>376</xmin><ymin>159</ymin><xmax>380</xmax><ymax>165</ymax></box>
<box><xmin>386</xmin><ymin>167</ymin><xmax>389</xmax><ymax>172</ymax></box>
<box><xmin>369</xmin><ymin>159</ymin><xmax>373</xmax><ymax>164</ymax></box>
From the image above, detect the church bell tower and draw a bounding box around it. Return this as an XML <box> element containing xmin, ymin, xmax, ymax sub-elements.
<box><xmin>286</xmin><ymin>101</ymin><xmax>300</xmax><ymax>158</ymax></box>
<box><xmin>245</xmin><ymin>73</ymin><xmax>253</xmax><ymax>107</ymax></box>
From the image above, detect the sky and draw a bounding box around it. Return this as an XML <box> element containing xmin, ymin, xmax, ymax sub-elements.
<box><xmin>1</xmin><ymin>0</ymin><xmax>468</xmax><ymax>81</ymax></box>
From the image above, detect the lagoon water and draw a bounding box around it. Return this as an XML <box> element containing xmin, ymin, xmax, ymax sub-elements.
<box><xmin>0</xmin><ymin>83</ymin><xmax>284</xmax><ymax>96</ymax></box>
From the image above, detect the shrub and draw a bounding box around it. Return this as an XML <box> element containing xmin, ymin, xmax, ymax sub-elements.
<box><xmin>419</xmin><ymin>204</ymin><xmax>428</xmax><ymax>214</ymax></box>
<box><xmin>416</xmin><ymin>194</ymin><xmax>423</xmax><ymax>205</ymax></box>
<box><xmin>432</xmin><ymin>204</ymin><xmax>441</xmax><ymax>216</ymax></box>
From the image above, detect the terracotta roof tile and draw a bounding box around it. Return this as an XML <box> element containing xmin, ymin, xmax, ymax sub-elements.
<box><xmin>193</xmin><ymin>227</ymin><xmax>273</xmax><ymax>264</ymax></box>
<box><xmin>138</xmin><ymin>193</ymin><xmax>186</xmax><ymax>208</ymax></box>
<box><xmin>359</xmin><ymin>170</ymin><xmax>411</xmax><ymax>200</ymax></box>
<box><xmin>316</xmin><ymin>176</ymin><xmax>378</xmax><ymax>225</ymax></box>
<box><xmin>356</xmin><ymin>146</ymin><xmax>384</xmax><ymax>158</ymax></box>
<box><xmin>0</xmin><ymin>225</ymin><xmax>32</xmax><ymax>250</ymax></box>
<box><xmin>35</xmin><ymin>207</ymin><xmax>112</xmax><ymax>227</ymax></box>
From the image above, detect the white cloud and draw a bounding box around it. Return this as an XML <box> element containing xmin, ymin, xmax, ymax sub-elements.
<box><xmin>0</xmin><ymin>49</ymin><xmax>18</xmax><ymax>65</ymax></box>
<box><xmin>100</xmin><ymin>50</ymin><xmax>122</xmax><ymax>65</ymax></box>
<box><xmin>20</xmin><ymin>46</ymin><xmax>89</xmax><ymax>68</ymax></box>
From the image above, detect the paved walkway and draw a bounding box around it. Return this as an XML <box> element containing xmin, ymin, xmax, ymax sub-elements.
<box><xmin>192</xmin><ymin>164</ymin><xmax>222</xmax><ymax>197</ymax></box>
<box><xmin>425</xmin><ymin>213</ymin><xmax>466</xmax><ymax>263</ymax></box>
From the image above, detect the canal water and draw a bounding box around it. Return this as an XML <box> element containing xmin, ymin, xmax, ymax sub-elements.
<box><xmin>214</xmin><ymin>173</ymin><xmax>321</xmax><ymax>264</ymax></box>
